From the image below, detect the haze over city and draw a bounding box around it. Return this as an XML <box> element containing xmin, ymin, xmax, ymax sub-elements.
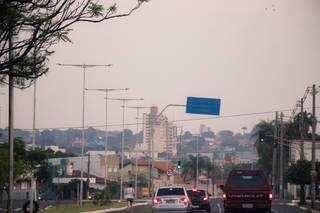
<box><xmin>0</xmin><ymin>0</ymin><xmax>319</xmax><ymax>134</ymax></box>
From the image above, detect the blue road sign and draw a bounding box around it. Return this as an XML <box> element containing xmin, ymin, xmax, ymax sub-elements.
<box><xmin>186</xmin><ymin>97</ymin><xmax>221</xmax><ymax>115</ymax></box>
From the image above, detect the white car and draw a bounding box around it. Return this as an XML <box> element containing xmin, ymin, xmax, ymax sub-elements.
<box><xmin>152</xmin><ymin>186</ymin><xmax>192</xmax><ymax>213</ymax></box>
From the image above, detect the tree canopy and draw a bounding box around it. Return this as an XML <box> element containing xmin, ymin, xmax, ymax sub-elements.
<box><xmin>0</xmin><ymin>139</ymin><xmax>51</xmax><ymax>194</ymax></box>
<box><xmin>0</xmin><ymin>0</ymin><xmax>147</xmax><ymax>87</ymax></box>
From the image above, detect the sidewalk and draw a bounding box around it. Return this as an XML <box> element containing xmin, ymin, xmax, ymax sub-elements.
<box><xmin>82</xmin><ymin>202</ymin><xmax>149</xmax><ymax>213</ymax></box>
<box><xmin>277</xmin><ymin>199</ymin><xmax>320</xmax><ymax>213</ymax></box>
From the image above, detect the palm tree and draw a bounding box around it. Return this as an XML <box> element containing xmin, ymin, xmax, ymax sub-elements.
<box><xmin>251</xmin><ymin>120</ymin><xmax>275</xmax><ymax>174</ymax></box>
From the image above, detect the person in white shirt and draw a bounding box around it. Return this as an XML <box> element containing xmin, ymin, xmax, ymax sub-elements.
<box><xmin>125</xmin><ymin>183</ymin><xmax>135</xmax><ymax>208</ymax></box>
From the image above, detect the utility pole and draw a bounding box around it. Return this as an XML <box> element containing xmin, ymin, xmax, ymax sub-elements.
<box><xmin>299</xmin><ymin>98</ymin><xmax>305</xmax><ymax>160</ymax></box>
<box><xmin>311</xmin><ymin>84</ymin><xmax>317</xmax><ymax>209</ymax></box>
<box><xmin>272</xmin><ymin>112</ymin><xmax>278</xmax><ymax>198</ymax></box>
<box><xmin>279</xmin><ymin>112</ymin><xmax>284</xmax><ymax>200</ymax></box>
<box><xmin>57</xmin><ymin>63</ymin><xmax>112</xmax><ymax>207</ymax></box>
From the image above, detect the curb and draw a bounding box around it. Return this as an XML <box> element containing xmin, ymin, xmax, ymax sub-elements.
<box><xmin>281</xmin><ymin>200</ymin><xmax>320</xmax><ymax>213</ymax></box>
<box><xmin>82</xmin><ymin>202</ymin><xmax>149</xmax><ymax>213</ymax></box>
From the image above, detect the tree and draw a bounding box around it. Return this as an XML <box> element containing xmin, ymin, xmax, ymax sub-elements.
<box><xmin>0</xmin><ymin>0</ymin><xmax>148</xmax><ymax>87</ymax></box>
<box><xmin>251</xmin><ymin>120</ymin><xmax>275</xmax><ymax>174</ymax></box>
<box><xmin>181</xmin><ymin>155</ymin><xmax>206</xmax><ymax>188</ymax></box>
<box><xmin>0</xmin><ymin>139</ymin><xmax>51</xmax><ymax>198</ymax></box>
<box><xmin>286</xmin><ymin>111</ymin><xmax>313</xmax><ymax>140</ymax></box>
<box><xmin>287</xmin><ymin>160</ymin><xmax>311</xmax><ymax>205</ymax></box>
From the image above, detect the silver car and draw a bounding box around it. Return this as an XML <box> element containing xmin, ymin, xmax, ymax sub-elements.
<box><xmin>152</xmin><ymin>186</ymin><xmax>192</xmax><ymax>213</ymax></box>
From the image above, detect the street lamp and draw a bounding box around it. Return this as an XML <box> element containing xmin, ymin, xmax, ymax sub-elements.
<box><xmin>85</xmin><ymin>88</ymin><xmax>129</xmax><ymax>188</ymax></box>
<box><xmin>123</xmin><ymin>105</ymin><xmax>149</xmax><ymax>198</ymax></box>
<box><xmin>149</xmin><ymin>104</ymin><xmax>185</xmax><ymax>194</ymax></box>
<box><xmin>57</xmin><ymin>63</ymin><xmax>112</xmax><ymax>207</ymax></box>
<box><xmin>107</xmin><ymin>97</ymin><xmax>144</xmax><ymax>201</ymax></box>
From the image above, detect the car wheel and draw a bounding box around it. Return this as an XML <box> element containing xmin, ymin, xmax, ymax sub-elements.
<box><xmin>206</xmin><ymin>207</ymin><xmax>211</xmax><ymax>212</ymax></box>
<box><xmin>264</xmin><ymin>208</ymin><xmax>271</xmax><ymax>213</ymax></box>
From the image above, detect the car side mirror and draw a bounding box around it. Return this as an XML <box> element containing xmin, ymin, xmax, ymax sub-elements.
<box><xmin>220</xmin><ymin>185</ymin><xmax>224</xmax><ymax>191</ymax></box>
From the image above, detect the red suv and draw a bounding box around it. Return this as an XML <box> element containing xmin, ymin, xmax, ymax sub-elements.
<box><xmin>222</xmin><ymin>170</ymin><xmax>272</xmax><ymax>213</ymax></box>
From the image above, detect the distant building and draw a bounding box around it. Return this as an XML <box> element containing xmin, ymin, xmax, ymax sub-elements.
<box><xmin>49</xmin><ymin>153</ymin><xmax>120</xmax><ymax>182</ymax></box>
<box><xmin>200</xmin><ymin>124</ymin><xmax>211</xmax><ymax>134</ymax></box>
<box><xmin>122</xmin><ymin>159</ymin><xmax>176</xmax><ymax>189</ymax></box>
<box><xmin>45</xmin><ymin>145</ymin><xmax>66</xmax><ymax>153</ymax></box>
<box><xmin>139</xmin><ymin>106</ymin><xmax>177</xmax><ymax>158</ymax></box>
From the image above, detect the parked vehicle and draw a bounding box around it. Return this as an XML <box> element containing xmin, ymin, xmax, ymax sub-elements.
<box><xmin>187</xmin><ymin>189</ymin><xmax>211</xmax><ymax>212</ymax></box>
<box><xmin>152</xmin><ymin>186</ymin><xmax>192</xmax><ymax>213</ymax></box>
<box><xmin>221</xmin><ymin>170</ymin><xmax>272</xmax><ymax>213</ymax></box>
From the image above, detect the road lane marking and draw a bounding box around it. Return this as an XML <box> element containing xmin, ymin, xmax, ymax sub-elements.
<box><xmin>217</xmin><ymin>203</ymin><xmax>222</xmax><ymax>213</ymax></box>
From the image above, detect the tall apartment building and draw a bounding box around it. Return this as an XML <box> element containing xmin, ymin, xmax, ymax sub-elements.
<box><xmin>137</xmin><ymin>106</ymin><xmax>177</xmax><ymax>158</ymax></box>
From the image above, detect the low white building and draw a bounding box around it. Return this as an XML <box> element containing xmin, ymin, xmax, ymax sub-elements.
<box><xmin>45</xmin><ymin>145</ymin><xmax>66</xmax><ymax>153</ymax></box>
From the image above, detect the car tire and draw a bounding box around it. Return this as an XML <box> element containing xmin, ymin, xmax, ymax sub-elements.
<box><xmin>264</xmin><ymin>208</ymin><xmax>271</xmax><ymax>213</ymax></box>
<box><xmin>206</xmin><ymin>207</ymin><xmax>211</xmax><ymax>212</ymax></box>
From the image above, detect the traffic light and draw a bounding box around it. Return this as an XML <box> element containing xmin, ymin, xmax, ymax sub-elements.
<box><xmin>177</xmin><ymin>160</ymin><xmax>181</xmax><ymax>170</ymax></box>
<box><xmin>258</xmin><ymin>131</ymin><xmax>265</xmax><ymax>143</ymax></box>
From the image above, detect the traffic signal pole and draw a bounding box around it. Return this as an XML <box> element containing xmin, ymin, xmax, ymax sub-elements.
<box><xmin>279</xmin><ymin>112</ymin><xmax>284</xmax><ymax>200</ymax></box>
<box><xmin>272</xmin><ymin>112</ymin><xmax>278</xmax><ymax>198</ymax></box>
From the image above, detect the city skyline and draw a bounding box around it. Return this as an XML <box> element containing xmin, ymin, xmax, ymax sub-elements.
<box><xmin>0</xmin><ymin>0</ymin><xmax>319</xmax><ymax>134</ymax></box>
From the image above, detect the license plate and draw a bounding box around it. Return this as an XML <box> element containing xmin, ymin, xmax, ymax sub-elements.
<box><xmin>242</xmin><ymin>204</ymin><xmax>253</xmax><ymax>208</ymax></box>
<box><xmin>192</xmin><ymin>205</ymin><xmax>199</xmax><ymax>208</ymax></box>
<box><xmin>166</xmin><ymin>199</ymin><xmax>175</xmax><ymax>204</ymax></box>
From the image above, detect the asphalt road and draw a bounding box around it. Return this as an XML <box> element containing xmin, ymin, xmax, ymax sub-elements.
<box><xmin>111</xmin><ymin>198</ymin><xmax>311</xmax><ymax>213</ymax></box>
<box><xmin>1</xmin><ymin>199</ymin><xmax>311</xmax><ymax>213</ymax></box>
<box><xmin>203</xmin><ymin>198</ymin><xmax>309</xmax><ymax>213</ymax></box>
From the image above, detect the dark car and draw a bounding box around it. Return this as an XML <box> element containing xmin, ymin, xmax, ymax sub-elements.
<box><xmin>187</xmin><ymin>189</ymin><xmax>211</xmax><ymax>212</ymax></box>
<box><xmin>222</xmin><ymin>170</ymin><xmax>272</xmax><ymax>213</ymax></box>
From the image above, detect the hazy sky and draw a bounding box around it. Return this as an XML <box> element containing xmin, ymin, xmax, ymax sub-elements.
<box><xmin>0</xmin><ymin>0</ymin><xmax>319</xmax><ymax>134</ymax></box>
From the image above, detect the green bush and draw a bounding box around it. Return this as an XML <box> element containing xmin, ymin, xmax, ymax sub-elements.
<box><xmin>93</xmin><ymin>187</ymin><xmax>111</xmax><ymax>206</ymax></box>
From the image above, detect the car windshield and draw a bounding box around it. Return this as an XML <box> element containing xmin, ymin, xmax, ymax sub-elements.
<box><xmin>187</xmin><ymin>190</ymin><xmax>205</xmax><ymax>198</ymax></box>
<box><xmin>228</xmin><ymin>174</ymin><xmax>264</xmax><ymax>187</ymax></box>
<box><xmin>157</xmin><ymin>188</ymin><xmax>185</xmax><ymax>196</ymax></box>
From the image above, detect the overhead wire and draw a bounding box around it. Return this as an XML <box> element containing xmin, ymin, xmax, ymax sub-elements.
<box><xmin>14</xmin><ymin>106</ymin><xmax>320</xmax><ymax>131</ymax></box>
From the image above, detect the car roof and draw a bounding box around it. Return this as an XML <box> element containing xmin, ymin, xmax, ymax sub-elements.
<box><xmin>158</xmin><ymin>185</ymin><xmax>185</xmax><ymax>189</ymax></box>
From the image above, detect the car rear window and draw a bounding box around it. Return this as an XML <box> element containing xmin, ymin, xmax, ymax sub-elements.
<box><xmin>157</xmin><ymin>188</ymin><xmax>185</xmax><ymax>196</ymax></box>
<box><xmin>228</xmin><ymin>174</ymin><xmax>264</xmax><ymax>187</ymax></box>
<box><xmin>187</xmin><ymin>190</ymin><xmax>205</xmax><ymax>198</ymax></box>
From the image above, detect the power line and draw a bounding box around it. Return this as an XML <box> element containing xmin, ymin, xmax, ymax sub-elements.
<box><xmin>14</xmin><ymin>106</ymin><xmax>320</xmax><ymax>131</ymax></box>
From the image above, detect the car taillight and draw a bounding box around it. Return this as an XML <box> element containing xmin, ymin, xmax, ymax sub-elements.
<box><xmin>268</xmin><ymin>193</ymin><xmax>273</xmax><ymax>200</ymax></box>
<box><xmin>179</xmin><ymin>196</ymin><xmax>189</xmax><ymax>205</ymax></box>
<box><xmin>153</xmin><ymin>197</ymin><xmax>161</xmax><ymax>205</ymax></box>
<box><xmin>223</xmin><ymin>193</ymin><xmax>227</xmax><ymax>199</ymax></box>
<box><xmin>203</xmin><ymin>195</ymin><xmax>208</xmax><ymax>201</ymax></box>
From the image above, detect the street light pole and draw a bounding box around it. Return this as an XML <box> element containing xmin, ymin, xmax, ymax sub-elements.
<box><xmin>86</xmin><ymin>88</ymin><xmax>128</xmax><ymax>188</ymax></box>
<box><xmin>149</xmin><ymin>104</ymin><xmax>185</xmax><ymax>193</ymax></box>
<box><xmin>107</xmin><ymin>98</ymin><xmax>143</xmax><ymax>201</ymax></box>
<box><xmin>196</xmin><ymin>135</ymin><xmax>199</xmax><ymax>189</ymax></box>
<box><xmin>30</xmin><ymin>80</ymin><xmax>37</xmax><ymax>213</ymax></box>
<box><xmin>311</xmin><ymin>84</ymin><xmax>317</xmax><ymax>209</ymax></box>
<box><xmin>57</xmin><ymin>63</ymin><xmax>112</xmax><ymax>207</ymax></box>
<box><xmin>125</xmin><ymin>106</ymin><xmax>149</xmax><ymax>198</ymax></box>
